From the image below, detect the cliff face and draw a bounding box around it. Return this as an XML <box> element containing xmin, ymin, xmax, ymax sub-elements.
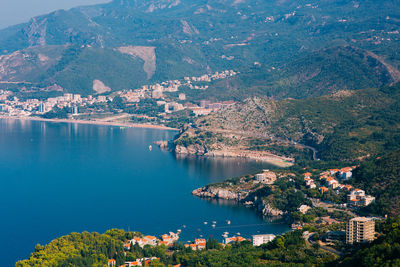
<box><xmin>192</xmin><ymin>186</ymin><xmax>246</xmax><ymax>201</ymax></box>
<box><xmin>192</xmin><ymin>185</ymin><xmax>285</xmax><ymax>216</ymax></box>
<box><xmin>175</xmin><ymin>144</ymin><xmax>207</xmax><ymax>155</ymax></box>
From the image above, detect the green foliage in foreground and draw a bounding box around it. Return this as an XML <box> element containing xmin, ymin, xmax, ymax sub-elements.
<box><xmin>16</xmin><ymin>218</ymin><xmax>400</xmax><ymax>267</ymax></box>
<box><xmin>17</xmin><ymin>229</ymin><xmax>334</xmax><ymax>267</ymax></box>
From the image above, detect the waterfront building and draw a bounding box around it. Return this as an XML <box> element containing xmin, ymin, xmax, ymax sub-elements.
<box><xmin>346</xmin><ymin>217</ymin><xmax>375</xmax><ymax>244</ymax></box>
<box><xmin>252</xmin><ymin>234</ymin><xmax>276</xmax><ymax>246</ymax></box>
<box><xmin>224</xmin><ymin>236</ymin><xmax>246</xmax><ymax>245</ymax></box>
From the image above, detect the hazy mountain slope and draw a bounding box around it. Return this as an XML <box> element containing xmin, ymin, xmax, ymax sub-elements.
<box><xmin>0</xmin><ymin>0</ymin><xmax>399</xmax><ymax>95</ymax></box>
<box><xmin>185</xmin><ymin>46</ymin><xmax>395</xmax><ymax>100</ymax></box>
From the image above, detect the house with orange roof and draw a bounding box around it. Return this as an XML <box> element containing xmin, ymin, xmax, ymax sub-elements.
<box><xmin>344</xmin><ymin>185</ymin><xmax>353</xmax><ymax>191</ymax></box>
<box><xmin>158</xmin><ymin>241</ymin><xmax>169</xmax><ymax>246</ymax></box>
<box><xmin>108</xmin><ymin>259</ymin><xmax>116</xmax><ymax>267</ymax></box>
<box><xmin>236</xmin><ymin>236</ymin><xmax>246</xmax><ymax>242</ymax></box>
<box><xmin>128</xmin><ymin>237</ymin><xmax>145</xmax><ymax>248</ymax></box>
<box><xmin>189</xmin><ymin>244</ymin><xmax>197</xmax><ymax>250</ymax></box>
<box><xmin>326</xmin><ymin>176</ymin><xmax>334</xmax><ymax>182</ymax></box>
<box><xmin>347</xmin><ymin>189</ymin><xmax>375</xmax><ymax>206</ymax></box>
<box><xmin>304</xmin><ymin>172</ymin><xmax>312</xmax><ymax>178</ymax></box>
<box><xmin>123</xmin><ymin>242</ymin><xmax>131</xmax><ymax>251</ymax></box>
<box><xmin>225</xmin><ymin>236</ymin><xmax>247</xmax><ymax>244</ymax></box>
<box><xmin>197</xmin><ymin>242</ymin><xmax>206</xmax><ymax>250</ymax></box>
<box><xmin>339</xmin><ymin>167</ymin><xmax>353</xmax><ymax>180</ymax></box>
<box><xmin>125</xmin><ymin>261</ymin><xmax>139</xmax><ymax>267</ymax></box>
<box><xmin>327</xmin><ymin>179</ymin><xmax>339</xmax><ymax>189</ymax></box>
<box><xmin>195</xmin><ymin>238</ymin><xmax>206</xmax><ymax>245</ymax></box>
<box><xmin>143</xmin><ymin>236</ymin><xmax>158</xmax><ymax>246</ymax></box>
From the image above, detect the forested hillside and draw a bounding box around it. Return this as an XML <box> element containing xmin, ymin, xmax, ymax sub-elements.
<box><xmin>351</xmin><ymin>149</ymin><xmax>400</xmax><ymax>217</ymax></box>
<box><xmin>177</xmin><ymin>83</ymin><xmax>400</xmax><ymax>162</ymax></box>
<box><xmin>1</xmin><ymin>0</ymin><xmax>400</xmax><ymax>95</ymax></box>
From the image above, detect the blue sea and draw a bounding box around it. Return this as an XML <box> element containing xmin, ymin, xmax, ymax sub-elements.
<box><xmin>0</xmin><ymin>118</ymin><xmax>289</xmax><ymax>266</ymax></box>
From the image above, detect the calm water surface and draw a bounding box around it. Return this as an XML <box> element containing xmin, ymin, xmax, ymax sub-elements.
<box><xmin>0</xmin><ymin>118</ymin><xmax>289</xmax><ymax>266</ymax></box>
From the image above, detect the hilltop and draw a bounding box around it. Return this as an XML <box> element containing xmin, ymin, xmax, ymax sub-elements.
<box><xmin>0</xmin><ymin>0</ymin><xmax>400</xmax><ymax>96</ymax></box>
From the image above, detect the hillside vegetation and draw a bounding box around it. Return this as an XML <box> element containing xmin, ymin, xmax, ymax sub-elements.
<box><xmin>178</xmin><ymin>83</ymin><xmax>400</xmax><ymax>162</ymax></box>
<box><xmin>16</xmin><ymin>218</ymin><xmax>400</xmax><ymax>266</ymax></box>
<box><xmin>351</xmin><ymin>149</ymin><xmax>400</xmax><ymax>217</ymax></box>
<box><xmin>0</xmin><ymin>0</ymin><xmax>400</xmax><ymax>95</ymax></box>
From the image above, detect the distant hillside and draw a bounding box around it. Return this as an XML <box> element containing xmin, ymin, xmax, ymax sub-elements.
<box><xmin>185</xmin><ymin>46</ymin><xmax>396</xmax><ymax>100</ymax></box>
<box><xmin>0</xmin><ymin>0</ymin><xmax>400</xmax><ymax>95</ymax></box>
<box><xmin>178</xmin><ymin>83</ymin><xmax>400</xmax><ymax>162</ymax></box>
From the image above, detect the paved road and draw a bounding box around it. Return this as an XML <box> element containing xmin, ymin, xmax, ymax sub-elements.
<box><xmin>305</xmin><ymin>232</ymin><xmax>343</xmax><ymax>257</ymax></box>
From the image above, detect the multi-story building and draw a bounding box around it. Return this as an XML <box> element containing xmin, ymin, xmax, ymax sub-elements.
<box><xmin>252</xmin><ymin>234</ymin><xmax>276</xmax><ymax>246</ymax></box>
<box><xmin>346</xmin><ymin>217</ymin><xmax>375</xmax><ymax>244</ymax></box>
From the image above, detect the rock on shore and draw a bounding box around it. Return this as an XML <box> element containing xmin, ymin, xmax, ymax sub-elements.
<box><xmin>192</xmin><ymin>186</ymin><xmax>246</xmax><ymax>201</ymax></box>
<box><xmin>193</xmin><ymin>186</ymin><xmax>285</xmax><ymax>217</ymax></box>
<box><xmin>175</xmin><ymin>144</ymin><xmax>207</xmax><ymax>155</ymax></box>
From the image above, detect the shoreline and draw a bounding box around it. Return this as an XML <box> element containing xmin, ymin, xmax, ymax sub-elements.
<box><xmin>206</xmin><ymin>150</ymin><xmax>294</xmax><ymax>168</ymax></box>
<box><xmin>0</xmin><ymin>115</ymin><xmax>179</xmax><ymax>131</ymax></box>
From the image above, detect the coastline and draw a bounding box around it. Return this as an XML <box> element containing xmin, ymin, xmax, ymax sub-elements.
<box><xmin>206</xmin><ymin>150</ymin><xmax>294</xmax><ymax>168</ymax></box>
<box><xmin>0</xmin><ymin>115</ymin><xmax>179</xmax><ymax>131</ymax></box>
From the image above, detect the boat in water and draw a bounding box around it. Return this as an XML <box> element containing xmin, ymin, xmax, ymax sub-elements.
<box><xmin>149</xmin><ymin>145</ymin><xmax>152</xmax><ymax>151</ymax></box>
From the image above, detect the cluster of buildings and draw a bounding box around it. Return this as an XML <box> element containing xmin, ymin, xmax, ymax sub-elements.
<box><xmin>0</xmin><ymin>92</ymin><xmax>111</xmax><ymax>116</ymax></box>
<box><xmin>184</xmin><ymin>238</ymin><xmax>207</xmax><ymax>250</ymax></box>
<box><xmin>123</xmin><ymin>231</ymin><xmax>180</xmax><ymax>250</ymax></box>
<box><xmin>185</xmin><ymin>70</ymin><xmax>238</xmax><ymax>83</ymax></box>
<box><xmin>108</xmin><ymin>257</ymin><xmax>160</xmax><ymax>267</ymax></box>
<box><xmin>303</xmin><ymin>166</ymin><xmax>375</xmax><ymax>208</ymax></box>
<box><xmin>0</xmin><ymin>69</ymin><xmax>237</xmax><ymax>118</ymax></box>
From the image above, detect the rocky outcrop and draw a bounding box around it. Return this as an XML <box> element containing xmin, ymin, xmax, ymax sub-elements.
<box><xmin>175</xmin><ymin>144</ymin><xmax>207</xmax><ymax>155</ymax></box>
<box><xmin>261</xmin><ymin>202</ymin><xmax>284</xmax><ymax>217</ymax></box>
<box><xmin>192</xmin><ymin>186</ymin><xmax>247</xmax><ymax>201</ymax></box>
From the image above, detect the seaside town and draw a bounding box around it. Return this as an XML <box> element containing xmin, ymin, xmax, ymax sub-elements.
<box><xmin>106</xmin><ymin>164</ymin><xmax>380</xmax><ymax>267</ymax></box>
<box><xmin>0</xmin><ymin>70</ymin><xmax>238</xmax><ymax>120</ymax></box>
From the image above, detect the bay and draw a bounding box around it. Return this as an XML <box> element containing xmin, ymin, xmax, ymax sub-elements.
<box><xmin>0</xmin><ymin>118</ymin><xmax>289</xmax><ymax>266</ymax></box>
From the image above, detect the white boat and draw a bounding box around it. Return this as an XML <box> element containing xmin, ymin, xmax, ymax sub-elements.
<box><xmin>204</xmin><ymin>222</ymin><xmax>208</xmax><ymax>225</ymax></box>
<box><xmin>212</xmin><ymin>221</ymin><xmax>217</xmax><ymax>224</ymax></box>
<box><xmin>227</xmin><ymin>220</ymin><xmax>231</xmax><ymax>225</ymax></box>
<box><xmin>212</xmin><ymin>224</ymin><xmax>216</xmax><ymax>228</ymax></box>
<box><xmin>149</xmin><ymin>145</ymin><xmax>152</xmax><ymax>151</ymax></box>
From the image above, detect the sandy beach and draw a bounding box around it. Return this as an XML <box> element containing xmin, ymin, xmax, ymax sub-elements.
<box><xmin>0</xmin><ymin>115</ymin><xmax>179</xmax><ymax>131</ymax></box>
